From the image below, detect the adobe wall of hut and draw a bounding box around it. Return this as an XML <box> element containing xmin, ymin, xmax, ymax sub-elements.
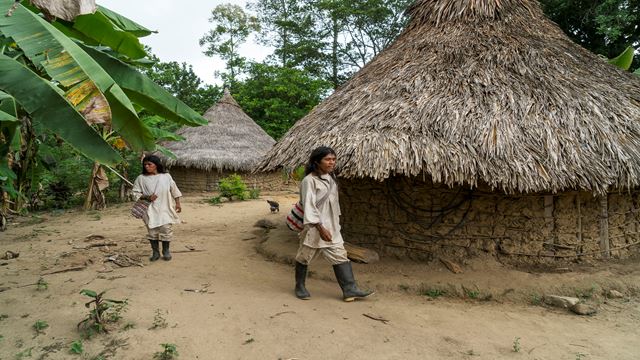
<box><xmin>169</xmin><ymin>166</ymin><xmax>289</xmax><ymax>193</ymax></box>
<box><xmin>339</xmin><ymin>177</ymin><xmax>640</xmax><ymax>263</ymax></box>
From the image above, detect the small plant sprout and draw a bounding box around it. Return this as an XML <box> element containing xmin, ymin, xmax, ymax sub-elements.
<box><xmin>512</xmin><ymin>337</ymin><xmax>521</xmax><ymax>352</ymax></box>
<box><xmin>154</xmin><ymin>343</ymin><xmax>178</xmax><ymax>359</ymax></box>
<box><xmin>33</xmin><ymin>320</ymin><xmax>49</xmax><ymax>334</ymax></box>
<box><xmin>77</xmin><ymin>289</ymin><xmax>128</xmax><ymax>337</ymax></box>
<box><xmin>15</xmin><ymin>347</ymin><xmax>33</xmax><ymax>359</ymax></box>
<box><xmin>150</xmin><ymin>309</ymin><xmax>168</xmax><ymax>330</ymax></box>
<box><xmin>123</xmin><ymin>322</ymin><xmax>135</xmax><ymax>331</ymax></box>
<box><xmin>421</xmin><ymin>288</ymin><xmax>445</xmax><ymax>298</ymax></box>
<box><xmin>69</xmin><ymin>339</ymin><xmax>83</xmax><ymax>354</ymax></box>
<box><xmin>36</xmin><ymin>277</ymin><xmax>48</xmax><ymax>291</ymax></box>
<box><xmin>575</xmin><ymin>353</ymin><xmax>587</xmax><ymax>360</ymax></box>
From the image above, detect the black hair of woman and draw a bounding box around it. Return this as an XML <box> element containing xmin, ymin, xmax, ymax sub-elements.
<box><xmin>141</xmin><ymin>155</ymin><xmax>167</xmax><ymax>174</ymax></box>
<box><xmin>304</xmin><ymin>146</ymin><xmax>337</xmax><ymax>176</ymax></box>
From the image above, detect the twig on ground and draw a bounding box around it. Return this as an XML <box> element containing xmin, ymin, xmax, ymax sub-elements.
<box><xmin>362</xmin><ymin>313</ymin><xmax>390</xmax><ymax>324</ymax></box>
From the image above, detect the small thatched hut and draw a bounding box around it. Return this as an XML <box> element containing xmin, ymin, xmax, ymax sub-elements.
<box><xmin>261</xmin><ymin>0</ymin><xmax>640</xmax><ymax>263</ymax></box>
<box><xmin>164</xmin><ymin>90</ymin><xmax>282</xmax><ymax>192</ymax></box>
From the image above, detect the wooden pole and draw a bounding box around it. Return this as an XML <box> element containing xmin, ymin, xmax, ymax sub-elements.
<box><xmin>544</xmin><ymin>195</ymin><xmax>555</xmax><ymax>243</ymax></box>
<box><xmin>577</xmin><ymin>194</ymin><xmax>582</xmax><ymax>257</ymax></box>
<box><xmin>599</xmin><ymin>195</ymin><xmax>610</xmax><ymax>259</ymax></box>
<box><xmin>83</xmin><ymin>162</ymin><xmax>100</xmax><ymax>210</ymax></box>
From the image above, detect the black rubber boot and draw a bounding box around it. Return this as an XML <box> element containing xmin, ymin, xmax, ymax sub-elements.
<box><xmin>161</xmin><ymin>241</ymin><xmax>172</xmax><ymax>261</ymax></box>
<box><xmin>295</xmin><ymin>262</ymin><xmax>311</xmax><ymax>300</ymax></box>
<box><xmin>149</xmin><ymin>240</ymin><xmax>160</xmax><ymax>261</ymax></box>
<box><xmin>333</xmin><ymin>262</ymin><xmax>374</xmax><ymax>302</ymax></box>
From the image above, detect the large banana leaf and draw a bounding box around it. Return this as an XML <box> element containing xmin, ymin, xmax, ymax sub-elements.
<box><xmin>72</xmin><ymin>11</ymin><xmax>147</xmax><ymax>59</ymax></box>
<box><xmin>83</xmin><ymin>45</ymin><xmax>207</xmax><ymax>127</ymax></box>
<box><xmin>0</xmin><ymin>54</ymin><xmax>121</xmax><ymax>165</ymax></box>
<box><xmin>608</xmin><ymin>46</ymin><xmax>635</xmax><ymax>71</ymax></box>
<box><xmin>0</xmin><ymin>0</ymin><xmax>154</xmax><ymax>150</ymax></box>
<box><xmin>97</xmin><ymin>6</ymin><xmax>155</xmax><ymax>37</ymax></box>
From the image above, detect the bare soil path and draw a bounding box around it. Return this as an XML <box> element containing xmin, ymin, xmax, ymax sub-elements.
<box><xmin>0</xmin><ymin>194</ymin><xmax>638</xmax><ymax>359</ymax></box>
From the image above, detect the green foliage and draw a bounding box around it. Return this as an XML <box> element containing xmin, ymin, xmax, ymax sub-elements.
<box><xmin>199</xmin><ymin>4</ymin><xmax>260</xmax><ymax>85</ymax></box>
<box><xmin>420</xmin><ymin>288</ymin><xmax>445</xmax><ymax>298</ymax></box>
<box><xmin>235</xmin><ymin>62</ymin><xmax>331</xmax><ymax>139</ymax></box>
<box><xmin>530</xmin><ymin>293</ymin><xmax>542</xmax><ymax>306</ymax></box>
<box><xmin>77</xmin><ymin>289</ymin><xmax>128</xmax><ymax>337</ymax></box>
<box><xmin>540</xmin><ymin>0</ymin><xmax>640</xmax><ymax>62</ymax></box>
<box><xmin>15</xmin><ymin>347</ymin><xmax>33</xmax><ymax>359</ymax></box>
<box><xmin>0</xmin><ymin>314</ymin><xmax>8</xmax><ymax>321</ymax></box>
<box><xmin>608</xmin><ymin>46</ymin><xmax>635</xmax><ymax>70</ymax></box>
<box><xmin>512</xmin><ymin>337</ymin><xmax>521</xmax><ymax>353</ymax></box>
<box><xmin>32</xmin><ymin>320</ymin><xmax>49</xmax><ymax>334</ymax></box>
<box><xmin>575</xmin><ymin>285</ymin><xmax>599</xmax><ymax>300</ymax></box>
<box><xmin>150</xmin><ymin>309</ymin><xmax>168</xmax><ymax>330</ymax></box>
<box><xmin>218</xmin><ymin>174</ymin><xmax>248</xmax><ymax>200</ymax></box>
<box><xmin>291</xmin><ymin>166</ymin><xmax>306</xmax><ymax>181</ymax></box>
<box><xmin>36</xmin><ymin>277</ymin><xmax>48</xmax><ymax>291</ymax></box>
<box><xmin>248</xmin><ymin>188</ymin><xmax>260</xmax><ymax>199</ymax></box>
<box><xmin>207</xmin><ymin>196</ymin><xmax>222</xmax><ymax>205</ymax></box>
<box><xmin>143</xmin><ymin>56</ymin><xmax>222</xmax><ymax>115</ymax></box>
<box><xmin>69</xmin><ymin>340</ymin><xmax>84</xmax><ymax>355</ymax></box>
<box><xmin>154</xmin><ymin>343</ymin><xmax>178</xmax><ymax>360</ymax></box>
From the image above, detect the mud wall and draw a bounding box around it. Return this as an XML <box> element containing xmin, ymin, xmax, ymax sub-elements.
<box><xmin>168</xmin><ymin>167</ymin><xmax>289</xmax><ymax>193</ymax></box>
<box><xmin>339</xmin><ymin>176</ymin><xmax>640</xmax><ymax>263</ymax></box>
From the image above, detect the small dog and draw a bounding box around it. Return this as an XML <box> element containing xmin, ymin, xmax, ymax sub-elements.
<box><xmin>266</xmin><ymin>200</ymin><xmax>280</xmax><ymax>213</ymax></box>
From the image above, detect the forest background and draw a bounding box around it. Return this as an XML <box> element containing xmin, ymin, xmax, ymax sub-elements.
<box><xmin>1</xmin><ymin>0</ymin><xmax>639</xmax><ymax>214</ymax></box>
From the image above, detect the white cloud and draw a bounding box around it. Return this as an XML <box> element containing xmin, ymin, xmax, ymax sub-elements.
<box><xmin>98</xmin><ymin>0</ymin><xmax>270</xmax><ymax>85</ymax></box>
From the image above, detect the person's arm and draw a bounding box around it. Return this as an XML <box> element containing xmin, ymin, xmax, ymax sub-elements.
<box><xmin>132</xmin><ymin>177</ymin><xmax>144</xmax><ymax>201</ymax></box>
<box><xmin>169</xmin><ymin>174</ymin><xmax>182</xmax><ymax>212</ymax></box>
<box><xmin>174</xmin><ymin>197</ymin><xmax>182</xmax><ymax>213</ymax></box>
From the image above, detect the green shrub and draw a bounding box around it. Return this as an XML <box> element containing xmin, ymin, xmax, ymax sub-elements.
<box><xmin>248</xmin><ymin>188</ymin><xmax>260</xmax><ymax>199</ymax></box>
<box><xmin>218</xmin><ymin>174</ymin><xmax>248</xmax><ymax>200</ymax></box>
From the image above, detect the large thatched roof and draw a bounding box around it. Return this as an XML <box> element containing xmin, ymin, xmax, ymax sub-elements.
<box><xmin>164</xmin><ymin>90</ymin><xmax>275</xmax><ymax>172</ymax></box>
<box><xmin>260</xmin><ymin>0</ymin><xmax>640</xmax><ymax>193</ymax></box>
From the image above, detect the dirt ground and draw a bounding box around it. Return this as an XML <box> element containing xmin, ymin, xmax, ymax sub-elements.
<box><xmin>0</xmin><ymin>192</ymin><xmax>639</xmax><ymax>360</ymax></box>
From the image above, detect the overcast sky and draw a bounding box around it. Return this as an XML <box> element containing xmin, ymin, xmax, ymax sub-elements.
<box><xmin>98</xmin><ymin>0</ymin><xmax>270</xmax><ymax>86</ymax></box>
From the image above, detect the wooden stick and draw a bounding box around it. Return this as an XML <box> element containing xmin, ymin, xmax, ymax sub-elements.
<box><xmin>41</xmin><ymin>265</ymin><xmax>86</xmax><ymax>275</ymax></box>
<box><xmin>73</xmin><ymin>243</ymin><xmax>118</xmax><ymax>249</ymax></box>
<box><xmin>172</xmin><ymin>250</ymin><xmax>206</xmax><ymax>254</ymax></box>
<box><xmin>362</xmin><ymin>313</ymin><xmax>389</xmax><ymax>324</ymax></box>
<box><xmin>599</xmin><ymin>195</ymin><xmax>610</xmax><ymax>258</ymax></box>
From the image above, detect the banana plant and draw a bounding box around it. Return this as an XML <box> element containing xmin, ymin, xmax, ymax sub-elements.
<box><xmin>0</xmin><ymin>0</ymin><xmax>207</xmax><ymax>211</ymax></box>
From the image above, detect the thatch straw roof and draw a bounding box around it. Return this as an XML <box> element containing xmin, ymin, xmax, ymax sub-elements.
<box><xmin>260</xmin><ymin>0</ymin><xmax>640</xmax><ymax>193</ymax></box>
<box><xmin>164</xmin><ymin>89</ymin><xmax>275</xmax><ymax>172</ymax></box>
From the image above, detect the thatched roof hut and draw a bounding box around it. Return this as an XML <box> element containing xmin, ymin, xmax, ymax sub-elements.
<box><xmin>262</xmin><ymin>0</ymin><xmax>640</xmax><ymax>194</ymax></box>
<box><xmin>164</xmin><ymin>90</ymin><xmax>280</xmax><ymax>192</ymax></box>
<box><xmin>261</xmin><ymin>0</ymin><xmax>640</xmax><ymax>262</ymax></box>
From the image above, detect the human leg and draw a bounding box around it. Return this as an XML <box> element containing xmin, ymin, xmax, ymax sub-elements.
<box><xmin>146</xmin><ymin>225</ymin><xmax>160</xmax><ymax>261</ymax></box>
<box><xmin>322</xmin><ymin>245</ymin><xmax>374</xmax><ymax>302</ymax></box>
<box><xmin>293</xmin><ymin>244</ymin><xmax>320</xmax><ymax>299</ymax></box>
<box><xmin>154</xmin><ymin>225</ymin><xmax>173</xmax><ymax>261</ymax></box>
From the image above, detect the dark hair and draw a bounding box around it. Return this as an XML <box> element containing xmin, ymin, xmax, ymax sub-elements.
<box><xmin>305</xmin><ymin>146</ymin><xmax>336</xmax><ymax>176</ymax></box>
<box><xmin>141</xmin><ymin>155</ymin><xmax>166</xmax><ymax>174</ymax></box>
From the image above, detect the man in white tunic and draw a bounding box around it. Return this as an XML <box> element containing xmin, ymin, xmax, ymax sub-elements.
<box><xmin>294</xmin><ymin>147</ymin><xmax>374</xmax><ymax>302</ymax></box>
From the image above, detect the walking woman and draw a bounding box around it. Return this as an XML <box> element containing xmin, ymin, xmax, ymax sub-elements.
<box><xmin>132</xmin><ymin>155</ymin><xmax>182</xmax><ymax>261</ymax></box>
<box><xmin>294</xmin><ymin>146</ymin><xmax>374</xmax><ymax>302</ymax></box>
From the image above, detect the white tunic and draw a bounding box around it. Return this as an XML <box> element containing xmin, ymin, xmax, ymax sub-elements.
<box><xmin>132</xmin><ymin>173</ymin><xmax>182</xmax><ymax>229</ymax></box>
<box><xmin>299</xmin><ymin>173</ymin><xmax>343</xmax><ymax>248</ymax></box>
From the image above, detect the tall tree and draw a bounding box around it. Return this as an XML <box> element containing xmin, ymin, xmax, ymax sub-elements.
<box><xmin>199</xmin><ymin>4</ymin><xmax>260</xmax><ymax>86</ymax></box>
<box><xmin>144</xmin><ymin>56</ymin><xmax>222</xmax><ymax>115</ymax></box>
<box><xmin>234</xmin><ymin>62</ymin><xmax>331</xmax><ymax>139</ymax></box>
<box><xmin>250</xmin><ymin>0</ymin><xmax>325</xmax><ymax>76</ymax></box>
<box><xmin>540</xmin><ymin>0</ymin><xmax>640</xmax><ymax>58</ymax></box>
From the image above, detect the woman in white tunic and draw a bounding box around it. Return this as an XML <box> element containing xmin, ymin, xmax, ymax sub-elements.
<box><xmin>132</xmin><ymin>155</ymin><xmax>182</xmax><ymax>261</ymax></box>
<box><xmin>294</xmin><ymin>146</ymin><xmax>374</xmax><ymax>302</ymax></box>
